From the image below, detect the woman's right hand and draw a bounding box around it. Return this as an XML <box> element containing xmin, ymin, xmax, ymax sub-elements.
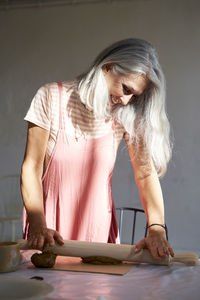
<box><xmin>28</xmin><ymin>227</ymin><xmax>64</xmax><ymax>250</ymax></box>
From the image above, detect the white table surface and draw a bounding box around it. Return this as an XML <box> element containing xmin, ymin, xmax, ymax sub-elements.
<box><xmin>0</xmin><ymin>255</ymin><xmax>200</xmax><ymax>300</ymax></box>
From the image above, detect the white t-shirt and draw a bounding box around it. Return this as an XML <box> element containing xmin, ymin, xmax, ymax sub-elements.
<box><xmin>24</xmin><ymin>81</ymin><xmax>128</xmax><ymax>162</ymax></box>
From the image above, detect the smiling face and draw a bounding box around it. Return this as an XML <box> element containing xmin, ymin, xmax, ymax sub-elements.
<box><xmin>103</xmin><ymin>65</ymin><xmax>149</xmax><ymax>106</ymax></box>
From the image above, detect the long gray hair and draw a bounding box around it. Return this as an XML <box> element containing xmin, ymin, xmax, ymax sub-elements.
<box><xmin>77</xmin><ymin>38</ymin><xmax>172</xmax><ymax>177</ymax></box>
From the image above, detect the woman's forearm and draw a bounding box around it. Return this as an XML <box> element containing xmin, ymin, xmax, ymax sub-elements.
<box><xmin>135</xmin><ymin>171</ymin><xmax>165</xmax><ymax>226</ymax></box>
<box><xmin>21</xmin><ymin>161</ymin><xmax>46</xmax><ymax>230</ymax></box>
<box><xmin>21</xmin><ymin>159</ymin><xmax>64</xmax><ymax>248</ymax></box>
<box><xmin>127</xmin><ymin>142</ymin><xmax>165</xmax><ymax>226</ymax></box>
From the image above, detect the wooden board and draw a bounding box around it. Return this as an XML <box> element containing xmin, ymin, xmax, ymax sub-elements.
<box><xmin>29</xmin><ymin>256</ymin><xmax>136</xmax><ymax>275</ymax></box>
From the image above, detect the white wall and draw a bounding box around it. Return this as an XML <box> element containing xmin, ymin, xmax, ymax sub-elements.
<box><xmin>0</xmin><ymin>0</ymin><xmax>200</xmax><ymax>253</ymax></box>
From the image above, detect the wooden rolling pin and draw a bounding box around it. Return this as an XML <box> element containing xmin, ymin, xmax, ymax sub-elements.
<box><xmin>18</xmin><ymin>239</ymin><xmax>172</xmax><ymax>265</ymax></box>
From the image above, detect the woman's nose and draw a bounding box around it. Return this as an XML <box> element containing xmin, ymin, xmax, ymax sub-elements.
<box><xmin>120</xmin><ymin>95</ymin><xmax>132</xmax><ymax>105</ymax></box>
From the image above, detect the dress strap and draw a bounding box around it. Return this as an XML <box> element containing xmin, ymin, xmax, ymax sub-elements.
<box><xmin>112</xmin><ymin>118</ymin><xmax>117</xmax><ymax>151</ymax></box>
<box><xmin>112</xmin><ymin>118</ymin><xmax>117</xmax><ymax>131</ymax></box>
<box><xmin>57</xmin><ymin>82</ymin><xmax>64</xmax><ymax>129</ymax></box>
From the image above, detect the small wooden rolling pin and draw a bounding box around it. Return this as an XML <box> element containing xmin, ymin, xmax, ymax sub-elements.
<box><xmin>18</xmin><ymin>239</ymin><xmax>199</xmax><ymax>266</ymax></box>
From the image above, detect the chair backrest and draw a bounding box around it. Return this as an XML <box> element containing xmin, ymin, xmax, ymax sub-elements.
<box><xmin>116</xmin><ymin>207</ymin><xmax>148</xmax><ymax>245</ymax></box>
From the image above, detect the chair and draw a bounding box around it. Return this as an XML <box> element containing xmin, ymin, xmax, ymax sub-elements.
<box><xmin>116</xmin><ymin>207</ymin><xmax>148</xmax><ymax>245</ymax></box>
<box><xmin>0</xmin><ymin>174</ymin><xmax>23</xmax><ymax>242</ymax></box>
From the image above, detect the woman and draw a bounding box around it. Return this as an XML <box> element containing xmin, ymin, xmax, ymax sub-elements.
<box><xmin>21</xmin><ymin>38</ymin><xmax>174</xmax><ymax>259</ymax></box>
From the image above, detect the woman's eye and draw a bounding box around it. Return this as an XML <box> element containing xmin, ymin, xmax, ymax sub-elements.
<box><xmin>131</xmin><ymin>95</ymin><xmax>136</xmax><ymax>101</ymax></box>
<box><xmin>122</xmin><ymin>84</ymin><xmax>132</xmax><ymax>95</ymax></box>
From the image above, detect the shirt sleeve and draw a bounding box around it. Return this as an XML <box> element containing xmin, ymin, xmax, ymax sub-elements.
<box><xmin>24</xmin><ymin>84</ymin><xmax>51</xmax><ymax>131</ymax></box>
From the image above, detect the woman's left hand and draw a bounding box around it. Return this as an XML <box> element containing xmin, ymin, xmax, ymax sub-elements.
<box><xmin>134</xmin><ymin>226</ymin><xmax>174</xmax><ymax>259</ymax></box>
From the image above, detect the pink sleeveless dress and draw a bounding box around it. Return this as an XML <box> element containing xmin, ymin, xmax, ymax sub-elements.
<box><xmin>23</xmin><ymin>82</ymin><xmax>119</xmax><ymax>243</ymax></box>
